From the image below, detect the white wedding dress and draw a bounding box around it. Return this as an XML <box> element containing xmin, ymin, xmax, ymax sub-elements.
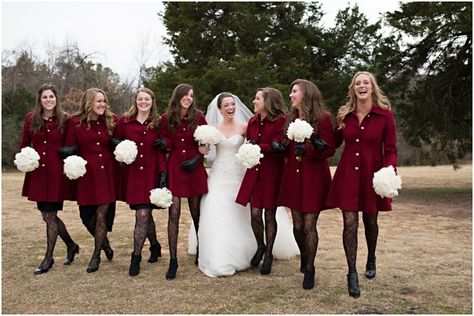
<box><xmin>188</xmin><ymin>133</ymin><xmax>299</xmax><ymax>278</ymax></box>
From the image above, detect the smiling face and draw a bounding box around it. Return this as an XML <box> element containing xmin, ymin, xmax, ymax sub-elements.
<box><xmin>136</xmin><ymin>91</ymin><xmax>153</xmax><ymax>115</ymax></box>
<box><xmin>219</xmin><ymin>96</ymin><xmax>236</xmax><ymax>120</ymax></box>
<box><xmin>353</xmin><ymin>74</ymin><xmax>373</xmax><ymax>102</ymax></box>
<box><xmin>180</xmin><ymin>89</ymin><xmax>194</xmax><ymax>112</ymax></box>
<box><xmin>289</xmin><ymin>84</ymin><xmax>303</xmax><ymax>109</ymax></box>
<box><xmin>253</xmin><ymin>90</ymin><xmax>265</xmax><ymax>114</ymax></box>
<box><xmin>92</xmin><ymin>92</ymin><xmax>107</xmax><ymax>117</ymax></box>
<box><xmin>40</xmin><ymin>89</ymin><xmax>57</xmax><ymax>113</ymax></box>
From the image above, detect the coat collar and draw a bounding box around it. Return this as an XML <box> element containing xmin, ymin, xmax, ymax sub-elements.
<box><xmin>347</xmin><ymin>104</ymin><xmax>389</xmax><ymax>118</ymax></box>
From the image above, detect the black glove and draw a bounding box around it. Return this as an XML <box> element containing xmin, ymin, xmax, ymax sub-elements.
<box><xmin>271</xmin><ymin>141</ymin><xmax>285</xmax><ymax>153</ymax></box>
<box><xmin>181</xmin><ymin>155</ymin><xmax>202</xmax><ymax>172</ymax></box>
<box><xmin>110</xmin><ymin>138</ymin><xmax>122</xmax><ymax>149</ymax></box>
<box><xmin>154</xmin><ymin>138</ymin><xmax>167</xmax><ymax>152</ymax></box>
<box><xmin>295</xmin><ymin>142</ymin><xmax>306</xmax><ymax>157</ymax></box>
<box><xmin>158</xmin><ymin>171</ymin><xmax>167</xmax><ymax>188</ymax></box>
<box><xmin>248</xmin><ymin>140</ymin><xmax>257</xmax><ymax>145</ymax></box>
<box><xmin>58</xmin><ymin>145</ymin><xmax>78</xmax><ymax>159</ymax></box>
<box><xmin>312</xmin><ymin>137</ymin><xmax>327</xmax><ymax>153</ymax></box>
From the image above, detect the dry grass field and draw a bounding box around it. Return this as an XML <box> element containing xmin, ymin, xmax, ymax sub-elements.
<box><xmin>2</xmin><ymin>165</ymin><xmax>472</xmax><ymax>314</ymax></box>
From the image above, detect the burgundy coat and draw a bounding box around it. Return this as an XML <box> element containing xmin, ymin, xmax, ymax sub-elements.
<box><xmin>64</xmin><ymin>115</ymin><xmax>116</xmax><ymax>206</ymax></box>
<box><xmin>158</xmin><ymin>112</ymin><xmax>208</xmax><ymax>198</ymax></box>
<box><xmin>114</xmin><ymin>115</ymin><xmax>166</xmax><ymax>205</ymax></box>
<box><xmin>20</xmin><ymin>112</ymin><xmax>74</xmax><ymax>202</ymax></box>
<box><xmin>326</xmin><ymin>105</ymin><xmax>397</xmax><ymax>213</ymax></box>
<box><xmin>277</xmin><ymin>112</ymin><xmax>336</xmax><ymax>213</ymax></box>
<box><xmin>236</xmin><ymin>114</ymin><xmax>286</xmax><ymax>209</ymax></box>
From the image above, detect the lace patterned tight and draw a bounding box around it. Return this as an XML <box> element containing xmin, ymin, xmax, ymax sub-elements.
<box><xmin>133</xmin><ymin>208</ymin><xmax>153</xmax><ymax>255</ymax></box>
<box><xmin>291</xmin><ymin>210</ymin><xmax>319</xmax><ymax>271</ymax></box>
<box><xmin>251</xmin><ymin>207</ymin><xmax>277</xmax><ymax>257</ymax></box>
<box><xmin>90</xmin><ymin>204</ymin><xmax>109</xmax><ymax>260</ymax></box>
<box><xmin>342</xmin><ymin>211</ymin><xmax>379</xmax><ymax>273</ymax></box>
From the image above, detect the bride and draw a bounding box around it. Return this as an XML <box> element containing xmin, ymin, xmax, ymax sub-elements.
<box><xmin>188</xmin><ymin>92</ymin><xmax>299</xmax><ymax>277</ymax></box>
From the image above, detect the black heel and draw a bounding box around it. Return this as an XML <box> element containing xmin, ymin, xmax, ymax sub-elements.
<box><xmin>148</xmin><ymin>243</ymin><xmax>161</xmax><ymax>263</ymax></box>
<box><xmin>250</xmin><ymin>247</ymin><xmax>265</xmax><ymax>267</ymax></box>
<box><xmin>34</xmin><ymin>258</ymin><xmax>54</xmax><ymax>275</ymax></box>
<box><xmin>64</xmin><ymin>243</ymin><xmax>80</xmax><ymax>265</ymax></box>
<box><xmin>347</xmin><ymin>272</ymin><xmax>361</xmax><ymax>298</ymax></box>
<box><xmin>260</xmin><ymin>254</ymin><xmax>273</xmax><ymax>275</ymax></box>
<box><xmin>86</xmin><ymin>256</ymin><xmax>101</xmax><ymax>273</ymax></box>
<box><xmin>165</xmin><ymin>258</ymin><xmax>178</xmax><ymax>280</ymax></box>
<box><xmin>129</xmin><ymin>253</ymin><xmax>142</xmax><ymax>276</ymax></box>
<box><xmin>300</xmin><ymin>254</ymin><xmax>307</xmax><ymax>273</ymax></box>
<box><xmin>102</xmin><ymin>238</ymin><xmax>114</xmax><ymax>261</ymax></box>
<box><xmin>365</xmin><ymin>256</ymin><xmax>376</xmax><ymax>279</ymax></box>
<box><xmin>303</xmin><ymin>266</ymin><xmax>315</xmax><ymax>290</ymax></box>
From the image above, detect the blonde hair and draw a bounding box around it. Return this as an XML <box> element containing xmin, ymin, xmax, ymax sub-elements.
<box><xmin>75</xmin><ymin>88</ymin><xmax>115</xmax><ymax>134</ymax></box>
<box><xmin>336</xmin><ymin>71</ymin><xmax>391</xmax><ymax>129</ymax></box>
<box><xmin>125</xmin><ymin>87</ymin><xmax>160</xmax><ymax>129</ymax></box>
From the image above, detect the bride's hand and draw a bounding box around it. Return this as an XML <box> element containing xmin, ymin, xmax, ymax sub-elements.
<box><xmin>198</xmin><ymin>144</ymin><xmax>210</xmax><ymax>155</ymax></box>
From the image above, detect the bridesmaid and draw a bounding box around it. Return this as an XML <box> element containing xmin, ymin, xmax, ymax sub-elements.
<box><xmin>278</xmin><ymin>79</ymin><xmax>336</xmax><ymax>289</ymax></box>
<box><xmin>20</xmin><ymin>84</ymin><xmax>79</xmax><ymax>274</ymax></box>
<box><xmin>156</xmin><ymin>83</ymin><xmax>209</xmax><ymax>280</ymax></box>
<box><xmin>236</xmin><ymin>87</ymin><xmax>286</xmax><ymax>275</ymax></box>
<box><xmin>113</xmin><ymin>87</ymin><xmax>166</xmax><ymax>276</ymax></box>
<box><xmin>327</xmin><ymin>71</ymin><xmax>397</xmax><ymax>298</ymax></box>
<box><xmin>61</xmin><ymin>88</ymin><xmax>117</xmax><ymax>273</ymax></box>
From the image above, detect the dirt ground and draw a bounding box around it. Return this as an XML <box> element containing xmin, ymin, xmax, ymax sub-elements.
<box><xmin>2</xmin><ymin>165</ymin><xmax>472</xmax><ymax>314</ymax></box>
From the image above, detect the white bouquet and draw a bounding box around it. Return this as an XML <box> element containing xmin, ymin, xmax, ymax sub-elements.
<box><xmin>14</xmin><ymin>146</ymin><xmax>40</xmax><ymax>172</ymax></box>
<box><xmin>373</xmin><ymin>165</ymin><xmax>402</xmax><ymax>198</ymax></box>
<box><xmin>63</xmin><ymin>155</ymin><xmax>87</xmax><ymax>180</ymax></box>
<box><xmin>236</xmin><ymin>143</ymin><xmax>264</xmax><ymax>169</ymax></box>
<box><xmin>149</xmin><ymin>187</ymin><xmax>173</xmax><ymax>208</ymax></box>
<box><xmin>287</xmin><ymin>119</ymin><xmax>314</xmax><ymax>142</ymax></box>
<box><xmin>114</xmin><ymin>139</ymin><xmax>138</xmax><ymax>165</ymax></box>
<box><xmin>194</xmin><ymin>125</ymin><xmax>222</xmax><ymax>145</ymax></box>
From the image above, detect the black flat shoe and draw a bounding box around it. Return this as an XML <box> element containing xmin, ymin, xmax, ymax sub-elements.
<box><xmin>250</xmin><ymin>247</ymin><xmax>265</xmax><ymax>267</ymax></box>
<box><xmin>148</xmin><ymin>243</ymin><xmax>161</xmax><ymax>263</ymax></box>
<box><xmin>347</xmin><ymin>272</ymin><xmax>361</xmax><ymax>298</ymax></box>
<box><xmin>129</xmin><ymin>253</ymin><xmax>142</xmax><ymax>277</ymax></box>
<box><xmin>86</xmin><ymin>257</ymin><xmax>101</xmax><ymax>273</ymax></box>
<box><xmin>365</xmin><ymin>256</ymin><xmax>376</xmax><ymax>279</ymax></box>
<box><xmin>165</xmin><ymin>258</ymin><xmax>178</xmax><ymax>280</ymax></box>
<box><xmin>34</xmin><ymin>258</ymin><xmax>54</xmax><ymax>275</ymax></box>
<box><xmin>102</xmin><ymin>238</ymin><xmax>114</xmax><ymax>261</ymax></box>
<box><xmin>260</xmin><ymin>254</ymin><xmax>273</xmax><ymax>275</ymax></box>
<box><xmin>303</xmin><ymin>267</ymin><xmax>315</xmax><ymax>290</ymax></box>
<box><xmin>64</xmin><ymin>243</ymin><xmax>80</xmax><ymax>265</ymax></box>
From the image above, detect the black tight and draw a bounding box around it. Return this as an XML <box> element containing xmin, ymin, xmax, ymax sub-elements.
<box><xmin>342</xmin><ymin>211</ymin><xmax>379</xmax><ymax>273</ymax></box>
<box><xmin>39</xmin><ymin>211</ymin><xmax>75</xmax><ymax>269</ymax></box>
<box><xmin>250</xmin><ymin>207</ymin><xmax>277</xmax><ymax>257</ymax></box>
<box><xmin>91</xmin><ymin>204</ymin><xmax>109</xmax><ymax>260</ymax></box>
<box><xmin>133</xmin><ymin>208</ymin><xmax>153</xmax><ymax>255</ymax></box>
<box><xmin>168</xmin><ymin>195</ymin><xmax>201</xmax><ymax>259</ymax></box>
<box><xmin>292</xmin><ymin>210</ymin><xmax>319</xmax><ymax>271</ymax></box>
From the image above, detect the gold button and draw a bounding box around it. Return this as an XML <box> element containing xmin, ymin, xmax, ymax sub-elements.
<box><xmin>258</xmin><ymin>133</ymin><xmax>261</xmax><ymax>136</ymax></box>
<box><xmin>260</xmin><ymin>122</ymin><xmax>263</xmax><ymax>125</ymax></box>
<box><xmin>47</xmin><ymin>129</ymin><xmax>50</xmax><ymax>132</ymax></box>
<box><xmin>296</xmin><ymin>169</ymin><xmax>300</xmax><ymax>173</ymax></box>
<box><xmin>49</xmin><ymin>118</ymin><xmax>52</xmax><ymax>121</ymax></box>
<box><xmin>355</xmin><ymin>139</ymin><xmax>359</xmax><ymax>143</ymax></box>
<box><xmin>42</xmin><ymin>152</ymin><xmax>46</xmax><ymax>155</ymax></box>
<box><xmin>43</xmin><ymin>141</ymin><xmax>47</xmax><ymax>144</ymax></box>
<box><xmin>361</xmin><ymin>126</ymin><xmax>365</xmax><ymax>130</ymax></box>
<box><xmin>355</xmin><ymin>152</ymin><xmax>359</xmax><ymax>156</ymax></box>
<box><xmin>101</xmin><ymin>165</ymin><xmax>104</xmax><ymax>169</ymax></box>
<box><xmin>143</xmin><ymin>131</ymin><xmax>146</xmax><ymax>134</ymax></box>
<box><xmin>97</xmin><ymin>142</ymin><xmax>100</xmax><ymax>145</ymax></box>
<box><xmin>183</xmin><ymin>128</ymin><xmax>186</xmax><ymax>131</ymax></box>
<box><xmin>97</xmin><ymin>122</ymin><xmax>100</xmax><ymax>125</ymax></box>
<box><xmin>355</xmin><ymin>166</ymin><xmax>359</xmax><ymax>170</ymax></box>
<box><xmin>42</xmin><ymin>163</ymin><xmax>45</xmax><ymax>167</ymax></box>
<box><xmin>139</xmin><ymin>166</ymin><xmax>144</xmax><ymax>170</ymax></box>
<box><xmin>255</xmin><ymin>168</ymin><xmax>259</xmax><ymax>172</ymax></box>
<box><xmin>181</xmin><ymin>138</ymin><xmax>184</xmax><ymax>142</ymax></box>
<box><xmin>99</xmin><ymin>153</ymin><xmax>102</xmax><ymax>157</ymax></box>
<box><xmin>140</xmin><ymin>154</ymin><xmax>143</xmax><ymax>158</ymax></box>
<box><xmin>140</xmin><ymin>142</ymin><xmax>143</xmax><ymax>146</ymax></box>
<box><xmin>182</xmin><ymin>150</ymin><xmax>186</xmax><ymax>153</ymax></box>
<box><xmin>367</xmin><ymin>114</ymin><xmax>371</xmax><ymax>118</ymax></box>
<box><xmin>98</xmin><ymin>131</ymin><xmax>101</xmax><ymax>135</ymax></box>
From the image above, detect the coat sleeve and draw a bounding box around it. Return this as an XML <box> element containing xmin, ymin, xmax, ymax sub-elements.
<box><xmin>383</xmin><ymin>110</ymin><xmax>398</xmax><ymax>169</ymax></box>
<box><xmin>64</xmin><ymin>117</ymin><xmax>78</xmax><ymax>147</ymax></box>
<box><xmin>19</xmin><ymin>113</ymin><xmax>32</xmax><ymax>149</ymax></box>
<box><xmin>158</xmin><ymin>115</ymin><xmax>174</xmax><ymax>151</ymax></box>
<box><xmin>260</xmin><ymin>116</ymin><xmax>285</xmax><ymax>156</ymax></box>
<box><xmin>114</xmin><ymin>117</ymin><xmax>125</xmax><ymax>139</ymax></box>
<box><xmin>305</xmin><ymin>113</ymin><xmax>336</xmax><ymax>160</ymax></box>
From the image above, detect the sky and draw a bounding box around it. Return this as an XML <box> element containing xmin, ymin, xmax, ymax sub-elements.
<box><xmin>2</xmin><ymin>0</ymin><xmax>401</xmax><ymax>84</ymax></box>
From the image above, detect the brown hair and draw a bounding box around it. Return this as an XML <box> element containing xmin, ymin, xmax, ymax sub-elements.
<box><xmin>166</xmin><ymin>83</ymin><xmax>202</xmax><ymax>132</ymax></box>
<box><xmin>217</xmin><ymin>92</ymin><xmax>234</xmax><ymax>109</ymax></box>
<box><xmin>336</xmin><ymin>71</ymin><xmax>391</xmax><ymax>130</ymax></box>
<box><xmin>124</xmin><ymin>87</ymin><xmax>160</xmax><ymax>129</ymax></box>
<box><xmin>75</xmin><ymin>88</ymin><xmax>115</xmax><ymax>134</ymax></box>
<box><xmin>256</xmin><ymin>87</ymin><xmax>286</xmax><ymax>121</ymax></box>
<box><xmin>31</xmin><ymin>84</ymin><xmax>66</xmax><ymax>133</ymax></box>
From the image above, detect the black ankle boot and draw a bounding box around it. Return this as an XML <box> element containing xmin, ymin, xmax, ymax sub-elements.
<box><xmin>251</xmin><ymin>247</ymin><xmax>265</xmax><ymax>267</ymax></box>
<box><xmin>165</xmin><ymin>258</ymin><xmax>178</xmax><ymax>280</ymax></box>
<box><xmin>260</xmin><ymin>254</ymin><xmax>273</xmax><ymax>275</ymax></box>
<box><xmin>129</xmin><ymin>253</ymin><xmax>142</xmax><ymax>276</ymax></box>
<box><xmin>34</xmin><ymin>258</ymin><xmax>55</xmax><ymax>275</ymax></box>
<box><xmin>102</xmin><ymin>238</ymin><xmax>114</xmax><ymax>261</ymax></box>
<box><xmin>303</xmin><ymin>266</ymin><xmax>315</xmax><ymax>290</ymax></box>
<box><xmin>148</xmin><ymin>243</ymin><xmax>162</xmax><ymax>263</ymax></box>
<box><xmin>86</xmin><ymin>256</ymin><xmax>101</xmax><ymax>273</ymax></box>
<box><xmin>300</xmin><ymin>254</ymin><xmax>307</xmax><ymax>273</ymax></box>
<box><xmin>347</xmin><ymin>272</ymin><xmax>361</xmax><ymax>298</ymax></box>
<box><xmin>64</xmin><ymin>243</ymin><xmax>80</xmax><ymax>265</ymax></box>
<box><xmin>365</xmin><ymin>256</ymin><xmax>376</xmax><ymax>279</ymax></box>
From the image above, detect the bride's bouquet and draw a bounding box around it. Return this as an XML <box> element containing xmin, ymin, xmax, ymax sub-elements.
<box><xmin>236</xmin><ymin>143</ymin><xmax>264</xmax><ymax>169</ymax></box>
<box><xmin>14</xmin><ymin>146</ymin><xmax>40</xmax><ymax>172</ymax></box>
<box><xmin>372</xmin><ymin>165</ymin><xmax>402</xmax><ymax>198</ymax></box>
<box><xmin>287</xmin><ymin>118</ymin><xmax>314</xmax><ymax>160</ymax></box>
<box><xmin>194</xmin><ymin>125</ymin><xmax>222</xmax><ymax>146</ymax></box>
<box><xmin>63</xmin><ymin>155</ymin><xmax>87</xmax><ymax>180</ymax></box>
<box><xmin>150</xmin><ymin>187</ymin><xmax>173</xmax><ymax>208</ymax></box>
<box><xmin>114</xmin><ymin>139</ymin><xmax>138</xmax><ymax>165</ymax></box>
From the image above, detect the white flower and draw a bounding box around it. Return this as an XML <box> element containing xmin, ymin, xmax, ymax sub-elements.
<box><xmin>63</xmin><ymin>155</ymin><xmax>87</xmax><ymax>180</ymax></box>
<box><xmin>236</xmin><ymin>143</ymin><xmax>264</xmax><ymax>169</ymax></box>
<box><xmin>194</xmin><ymin>125</ymin><xmax>222</xmax><ymax>145</ymax></box>
<box><xmin>373</xmin><ymin>165</ymin><xmax>402</xmax><ymax>198</ymax></box>
<box><xmin>14</xmin><ymin>146</ymin><xmax>40</xmax><ymax>173</ymax></box>
<box><xmin>114</xmin><ymin>139</ymin><xmax>138</xmax><ymax>165</ymax></box>
<box><xmin>287</xmin><ymin>119</ymin><xmax>314</xmax><ymax>142</ymax></box>
<box><xmin>150</xmin><ymin>187</ymin><xmax>173</xmax><ymax>208</ymax></box>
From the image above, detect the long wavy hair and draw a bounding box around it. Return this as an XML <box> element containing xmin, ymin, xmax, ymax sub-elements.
<box><xmin>75</xmin><ymin>88</ymin><xmax>115</xmax><ymax>134</ymax></box>
<box><xmin>336</xmin><ymin>71</ymin><xmax>391</xmax><ymax>130</ymax></box>
<box><xmin>256</xmin><ymin>87</ymin><xmax>286</xmax><ymax>121</ymax></box>
<box><xmin>31</xmin><ymin>84</ymin><xmax>66</xmax><ymax>133</ymax></box>
<box><xmin>166</xmin><ymin>83</ymin><xmax>202</xmax><ymax>132</ymax></box>
<box><xmin>125</xmin><ymin>87</ymin><xmax>160</xmax><ymax>129</ymax></box>
<box><xmin>284</xmin><ymin>79</ymin><xmax>327</xmax><ymax>135</ymax></box>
